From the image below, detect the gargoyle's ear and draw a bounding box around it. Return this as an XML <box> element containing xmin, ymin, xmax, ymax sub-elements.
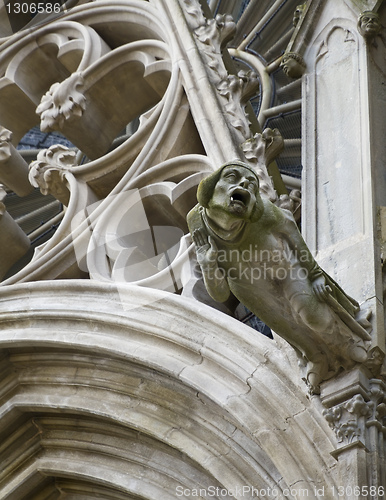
<box><xmin>197</xmin><ymin>169</ymin><xmax>223</xmax><ymax>208</ymax></box>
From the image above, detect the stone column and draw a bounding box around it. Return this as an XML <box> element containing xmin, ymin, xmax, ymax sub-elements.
<box><xmin>302</xmin><ymin>0</ymin><xmax>386</xmax><ymax>494</ymax></box>
<box><xmin>321</xmin><ymin>369</ymin><xmax>386</xmax><ymax>499</ymax></box>
<box><xmin>302</xmin><ymin>0</ymin><xmax>385</xmax><ymax>357</ymax></box>
<box><xmin>0</xmin><ymin>126</ymin><xmax>33</xmax><ymax>197</ymax></box>
<box><xmin>0</xmin><ymin>188</ymin><xmax>30</xmax><ymax>279</ymax></box>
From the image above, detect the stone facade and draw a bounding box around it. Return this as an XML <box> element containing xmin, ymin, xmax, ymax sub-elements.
<box><xmin>0</xmin><ymin>0</ymin><xmax>385</xmax><ymax>499</ymax></box>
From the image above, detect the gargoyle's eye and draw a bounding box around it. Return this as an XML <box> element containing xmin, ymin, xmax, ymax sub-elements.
<box><xmin>225</xmin><ymin>173</ymin><xmax>237</xmax><ymax>181</ymax></box>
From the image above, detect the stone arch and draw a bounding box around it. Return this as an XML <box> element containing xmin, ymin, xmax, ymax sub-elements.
<box><xmin>0</xmin><ymin>280</ymin><xmax>338</xmax><ymax>498</ymax></box>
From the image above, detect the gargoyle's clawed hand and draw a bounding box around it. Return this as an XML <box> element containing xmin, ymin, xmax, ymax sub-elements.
<box><xmin>312</xmin><ymin>275</ymin><xmax>331</xmax><ymax>302</ymax></box>
<box><xmin>192</xmin><ymin>229</ymin><xmax>218</xmax><ymax>269</ymax></box>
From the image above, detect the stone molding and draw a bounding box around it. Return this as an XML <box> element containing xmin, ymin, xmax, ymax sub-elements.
<box><xmin>0</xmin><ymin>279</ymin><xmax>340</xmax><ymax>498</ymax></box>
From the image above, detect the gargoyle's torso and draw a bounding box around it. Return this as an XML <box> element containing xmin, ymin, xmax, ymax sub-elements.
<box><xmin>199</xmin><ymin>203</ymin><xmax>310</xmax><ymax>331</ymax></box>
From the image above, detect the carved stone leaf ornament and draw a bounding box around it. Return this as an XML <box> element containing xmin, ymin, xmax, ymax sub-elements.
<box><xmin>182</xmin><ymin>0</ymin><xmax>206</xmax><ymax>29</ymax></box>
<box><xmin>323</xmin><ymin>399</ymin><xmax>364</xmax><ymax>444</ymax></box>
<box><xmin>36</xmin><ymin>73</ymin><xmax>86</xmax><ymax>132</ymax></box>
<box><xmin>194</xmin><ymin>14</ymin><xmax>236</xmax><ymax>80</ymax></box>
<box><xmin>322</xmin><ymin>376</ymin><xmax>386</xmax><ymax>458</ymax></box>
<box><xmin>29</xmin><ymin>145</ymin><xmax>78</xmax><ymax>205</ymax></box>
<box><xmin>217</xmin><ymin>70</ymin><xmax>259</xmax><ymax>142</ymax></box>
<box><xmin>0</xmin><ymin>21</ymin><xmax>108</xmax><ymax>146</ymax></box>
<box><xmin>241</xmin><ymin>128</ymin><xmax>284</xmax><ymax>202</ymax></box>
<box><xmin>194</xmin><ymin>14</ymin><xmax>236</xmax><ymax>50</ymax></box>
<box><xmin>189</xmin><ymin>6</ymin><xmax>261</xmax><ymax>147</ymax></box>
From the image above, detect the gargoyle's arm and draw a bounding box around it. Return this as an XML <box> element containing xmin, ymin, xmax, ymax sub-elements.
<box><xmin>273</xmin><ymin>205</ymin><xmax>330</xmax><ymax>300</ymax></box>
<box><xmin>192</xmin><ymin>229</ymin><xmax>231</xmax><ymax>303</ymax></box>
<box><xmin>273</xmin><ymin>207</ymin><xmax>317</xmax><ymax>273</ymax></box>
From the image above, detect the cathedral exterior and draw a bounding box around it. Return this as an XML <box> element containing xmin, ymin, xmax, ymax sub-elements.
<box><xmin>0</xmin><ymin>0</ymin><xmax>385</xmax><ymax>498</ymax></box>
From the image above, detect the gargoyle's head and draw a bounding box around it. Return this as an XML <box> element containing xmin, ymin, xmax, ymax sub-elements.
<box><xmin>197</xmin><ymin>161</ymin><xmax>263</xmax><ymax>222</ymax></box>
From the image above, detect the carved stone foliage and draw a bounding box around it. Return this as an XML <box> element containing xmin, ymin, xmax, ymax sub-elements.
<box><xmin>194</xmin><ymin>14</ymin><xmax>236</xmax><ymax>71</ymax></box>
<box><xmin>242</xmin><ymin>128</ymin><xmax>284</xmax><ymax>168</ymax></box>
<box><xmin>276</xmin><ymin>189</ymin><xmax>302</xmax><ymax>218</ymax></box>
<box><xmin>322</xmin><ymin>372</ymin><xmax>386</xmax><ymax>463</ymax></box>
<box><xmin>0</xmin><ymin>22</ymin><xmax>110</xmax><ymax>144</ymax></box>
<box><xmin>241</xmin><ymin>129</ymin><xmax>300</xmax><ymax>213</ymax></box>
<box><xmin>323</xmin><ymin>394</ymin><xmax>372</xmax><ymax>445</ymax></box>
<box><xmin>29</xmin><ymin>145</ymin><xmax>78</xmax><ymax>205</ymax></box>
<box><xmin>217</xmin><ymin>70</ymin><xmax>259</xmax><ymax>142</ymax></box>
<box><xmin>241</xmin><ymin>128</ymin><xmax>284</xmax><ymax>202</ymax></box>
<box><xmin>37</xmin><ymin>73</ymin><xmax>86</xmax><ymax>133</ymax></box>
<box><xmin>182</xmin><ymin>0</ymin><xmax>261</xmax><ymax>146</ymax></box>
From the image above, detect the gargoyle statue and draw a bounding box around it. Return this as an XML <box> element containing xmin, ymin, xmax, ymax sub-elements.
<box><xmin>187</xmin><ymin>161</ymin><xmax>372</xmax><ymax>393</ymax></box>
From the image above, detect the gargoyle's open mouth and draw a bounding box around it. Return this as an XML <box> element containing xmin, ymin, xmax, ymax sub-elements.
<box><xmin>230</xmin><ymin>188</ymin><xmax>250</xmax><ymax>207</ymax></box>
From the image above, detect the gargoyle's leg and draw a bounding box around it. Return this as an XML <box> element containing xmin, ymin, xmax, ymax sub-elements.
<box><xmin>287</xmin><ymin>288</ymin><xmax>334</xmax><ymax>333</ymax></box>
